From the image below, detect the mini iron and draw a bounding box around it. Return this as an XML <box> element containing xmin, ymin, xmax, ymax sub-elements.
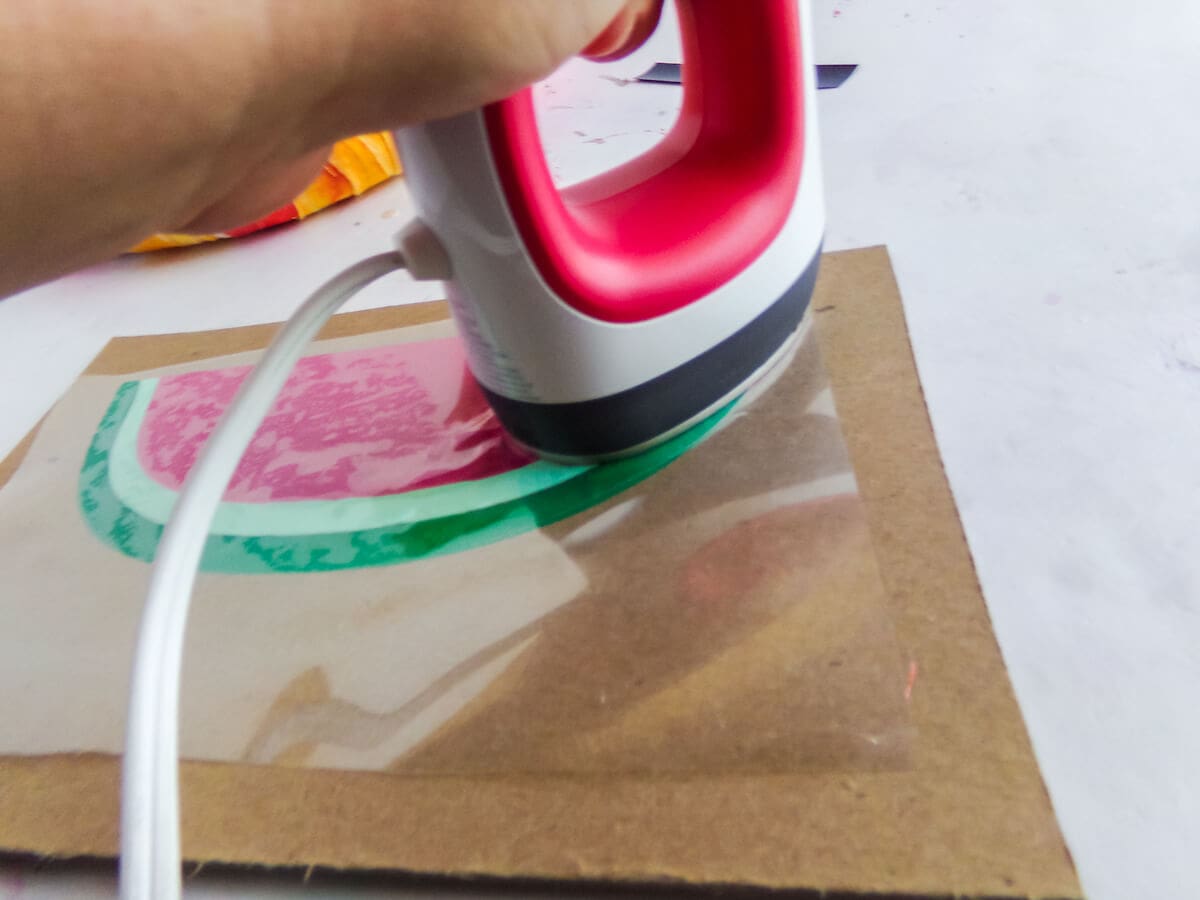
<box><xmin>396</xmin><ymin>0</ymin><xmax>823</xmax><ymax>462</ymax></box>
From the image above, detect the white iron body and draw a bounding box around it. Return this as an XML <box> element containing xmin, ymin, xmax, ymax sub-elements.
<box><xmin>396</xmin><ymin>0</ymin><xmax>824</xmax><ymax>461</ymax></box>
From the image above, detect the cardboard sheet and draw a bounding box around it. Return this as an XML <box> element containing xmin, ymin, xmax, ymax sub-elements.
<box><xmin>0</xmin><ymin>248</ymin><xmax>1082</xmax><ymax>898</ymax></box>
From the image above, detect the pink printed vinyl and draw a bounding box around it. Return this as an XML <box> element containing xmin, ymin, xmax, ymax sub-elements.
<box><xmin>138</xmin><ymin>339</ymin><xmax>533</xmax><ymax>502</ymax></box>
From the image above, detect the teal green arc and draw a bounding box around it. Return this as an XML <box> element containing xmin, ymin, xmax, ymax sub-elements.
<box><xmin>78</xmin><ymin>380</ymin><xmax>731</xmax><ymax>574</ymax></box>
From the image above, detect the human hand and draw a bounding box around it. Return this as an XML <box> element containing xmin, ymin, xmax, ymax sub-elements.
<box><xmin>0</xmin><ymin>0</ymin><xmax>662</xmax><ymax>297</ymax></box>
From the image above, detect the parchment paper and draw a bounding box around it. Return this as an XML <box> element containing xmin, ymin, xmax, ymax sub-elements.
<box><xmin>0</xmin><ymin>311</ymin><xmax>910</xmax><ymax>775</ymax></box>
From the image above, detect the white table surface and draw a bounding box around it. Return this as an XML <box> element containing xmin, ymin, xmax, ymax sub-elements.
<box><xmin>2</xmin><ymin>2</ymin><xmax>1199</xmax><ymax>898</ymax></box>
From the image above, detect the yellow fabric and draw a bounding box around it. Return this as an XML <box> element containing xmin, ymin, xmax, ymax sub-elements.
<box><xmin>131</xmin><ymin>133</ymin><xmax>402</xmax><ymax>252</ymax></box>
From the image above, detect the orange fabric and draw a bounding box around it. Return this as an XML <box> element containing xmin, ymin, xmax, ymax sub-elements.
<box><xmin>129</xmin><ymin>232</ymin><xmax>220</xmax><ymax>252</ymax></box>
<box><xmin>131</xmin><ymin>133</ymin><xmax>402</xmax><ymax>252</ymax></box>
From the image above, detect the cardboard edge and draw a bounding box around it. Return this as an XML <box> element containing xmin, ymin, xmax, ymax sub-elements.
<box><xmin>0</xmin><ymin>250</ymin><xmax>1083</xmax><ymax>898</ymax></box>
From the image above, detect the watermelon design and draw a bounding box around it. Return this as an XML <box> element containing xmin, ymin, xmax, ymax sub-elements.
<box><xmin>78</xmin><ymin>337</ymin><xmax>728</xmax><ymax>573</ymax></box>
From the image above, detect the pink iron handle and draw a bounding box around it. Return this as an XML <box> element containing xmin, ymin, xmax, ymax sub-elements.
<box><xmin>483</xmin><ymin>0</ymin><xmax>806</xmax><ymax>324</ymax></box>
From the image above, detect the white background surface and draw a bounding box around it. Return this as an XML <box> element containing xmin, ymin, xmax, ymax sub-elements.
<box><xmin>2</xmin><ymin>2</ymin><xmax>1199</xmax><ymax>898</ymax></box>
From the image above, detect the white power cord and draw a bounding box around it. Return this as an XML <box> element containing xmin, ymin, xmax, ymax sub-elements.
<box><xmin>119</xmin><ymin>251</ymin><xmax>406</xmax><ymax>900</ymax></box>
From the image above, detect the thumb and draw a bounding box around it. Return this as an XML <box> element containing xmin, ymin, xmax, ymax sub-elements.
<box><xmin>288</xmin><ymin>1</ymin><xmax>660</xmax><ymax>144</ymax></box>
<box><xmin>583</xmin><ymin>0</ymin><xmax>664</xmax><ymax>62</ymax></box>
